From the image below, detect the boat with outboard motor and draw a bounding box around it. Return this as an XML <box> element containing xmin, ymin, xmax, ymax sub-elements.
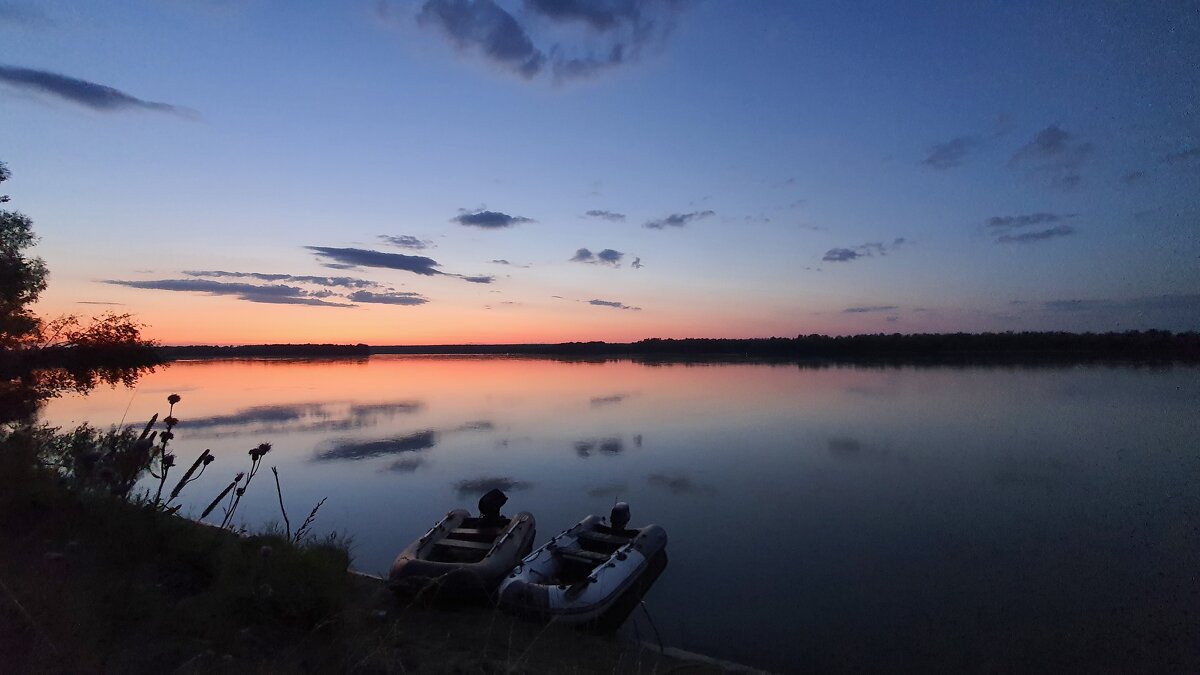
<box><xmin>389</xmin><ymin>489</ymin><xmax>536</xmax><ymax>601</ymax></box>
<box><xmin>498</xmin><ymin>502</ymin><xmax>667</xmax><ymax>625</ymax></box>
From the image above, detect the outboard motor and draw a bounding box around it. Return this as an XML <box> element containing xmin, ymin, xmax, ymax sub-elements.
<box><xmin>610</xmin><ymin>502</ymin><xmax>631</xmax><ymax>531</ymax></box>
<box><xmin>479</xmin><ymin>488</ymin><xmax>508</xmax><ymax>520</ymax></box>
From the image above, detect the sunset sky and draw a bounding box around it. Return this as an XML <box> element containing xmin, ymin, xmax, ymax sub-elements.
<box><xmin>2</xmin><ymin>1</ymin><xmax>1198</xmax><ymax>344</ymax></box>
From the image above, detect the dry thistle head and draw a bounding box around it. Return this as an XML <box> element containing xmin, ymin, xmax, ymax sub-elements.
<box><xmin>250</xmin><ymin>443</ymin><xmax>272</xmax><ymax>459</ymax></box>
<box><xmin>163</xmin><ymin>416</ymin><xmax>179</xmax><ymax>428</ymax></box>
<box><xmin>167</xmin><ymin>394</ymin><xmax>181</xmax><ymax>406</ymax></box>
<box><xmin>202</xmin><ymin>453</ymin><xmax>215</xmax><ymax>466</ymax></box>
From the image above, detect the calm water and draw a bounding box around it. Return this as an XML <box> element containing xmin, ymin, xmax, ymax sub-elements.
<box><xmin>42</xmin><ymin>356</ymin><xmax>1200</xmax><ymax>672</ymax></box>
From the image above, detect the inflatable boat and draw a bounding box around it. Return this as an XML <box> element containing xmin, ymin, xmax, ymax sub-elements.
<box><xmin>389</xmin><ymin>489</ymin><xmax>536</xmax><ymax>601</ymax></box>
<box><xmin>498</xmin><ymin>503</ymin><xmax>667</xmax><ymax>625</ymax></box>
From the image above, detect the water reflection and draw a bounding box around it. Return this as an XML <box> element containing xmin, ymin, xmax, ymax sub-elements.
<box><xmin>37</xmin><ymin>356</ymin><xmax>1200</xmax><ymax>673</ymax></box>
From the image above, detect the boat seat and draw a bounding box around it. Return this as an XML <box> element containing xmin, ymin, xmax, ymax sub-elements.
<box><xmin>577</xmin><ymin>530</ymin><xmax>631</xmax><ymax>547</ymax></box>
<box><xmin>557</xmin><ymin>548</ymin><xmax>610</xmax><ymax>565</ymax></box>
<box><xmin>434</xmin><ymin>537</ymin><xmax>494</xmax><ymax>551</ymax></box>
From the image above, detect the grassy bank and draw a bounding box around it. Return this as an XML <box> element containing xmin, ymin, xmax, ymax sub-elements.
<box><xmin>0</xmin><ymin>417</ymin><xmax>725</xmax><ymax>674</ymax></box>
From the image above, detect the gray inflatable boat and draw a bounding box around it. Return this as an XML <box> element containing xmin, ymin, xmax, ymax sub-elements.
<box><xmin>389</xmin><ymin>489</ymin><xmax>536</xmax><ymax>601</ymax></box>
<box><xmin>497</xmin><ymin>503</ymin><xmax>667</xmax><ymax>624</ymax></box>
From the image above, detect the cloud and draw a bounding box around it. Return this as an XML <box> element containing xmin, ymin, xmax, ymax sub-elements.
<box><xmin>827</xmin><ymin>437</ymin><xmax>862</xmax><ymax>456</ymax></box>
<box><xmin>921</xmin><ymin>135</ymin><xmax>980</xmax><ymax>169</ymax></box>
<box><xmin>314</xmin><ymin>430</ymin><xmax>437</xmax><ymax>461</ymax></box>
<box><xmin>643</xmin><ymin>210</ymin><xmax>714</xmax><ymax>229</ymax></box>
<box><xmin>105</xmin><ymin>278</ymin><xmax>351</xmax><ymax>307</ymax></box>
<box><xmin>570</xmin><ymin>247</ymin><xmax>624</xmax><ymax>266</ymax></box>
<box><xmin>844</xmin><ymin>305</ymin><xmax>898</xmax><ymax>313</ymax></box>
<box><xmin>1010</xmin><ymin>124</ymin><xmax>1093</xmax><ymax>189</ymax></box>
<box><xmin>584</xmin><ymin>209</ymin><xmax>626</xmax><ymax>222</ymax></box>
<box><xmin>822</xmin><ymin>238</ymin><xmax>906</xmax><ymax>263</ymax></box>
<box><xmin>1121</xmin><ymin>170</ymin><xmax>1147</xmax><ymax>184</ymax></box>
<box><xmin>458</xmin><ymin>274</ymin><xmax>495</xmax><ymax>284</ymax></box>
<box><xmin>0</xmin><ymin>64</ymin><xmax>189</xmax><ymax>115</ymax></box>
<box><xmin>995</xmin><ymin>225</ymin><xmax>1076</xmax><ymax>243</ymax></box>
<box><xmin>384</xmin><ymin>457</ymin><xmax>426</xmax><ymax>473</ymax></box>
<box><xmin>306</xmin><ymin>246</ymin><xmax>442</xmax><ymax>275</ymax></box>
<box><xmin>417</xmin><ymin>0</ymin><xmax>545</xmax><ymax>78</ymax></box>
<box><xmin>1041</xmin><ymin>294</ymin><xmax>1200</xmax><ymax>314</ymax></box>
<box><xmin>586</xmin><ymin>482</ymin><xmax>627</xmax><ymax>498</ymax></box>
<box><xmin>491</xmin><ymin>259</ymin><xmax>531</xmax><ymax>268</ymax></box>
<box><xmin>590</xmin><ymin>394</ymin><xmax>626</xmax><ymax>406</ymax></box>
<box><xmin>451</xmin><ymin>209</ymin><xmax>534</xmax><ymax>228</ymax></box>
<box><xmin>183</xmin><ymin>270</ymin><xmax>382</xmax><ymax>289</ymax></box>
<box><xmin>379</xmin><ymin>234</ymin><xmax>431</xmax><ymax>250</ymax></box>
<box><xmin>631</xmin><ymin>257</ymin><xmax>643</xmax><ymax>269</ymax></box>
<box><xmin>985</xmin><ymin>212</ymin><xmax>1078</xmax><ymax>244</ymax></box>
<box><xmin>453</xmin><ymin>475</ymin><xmax>531</xmax><ymax>496</ymax></box>
<box><xmin>1162</xmin><ymin>146</ymin><xmax>1200</xmax><ymax>165</ymax></box>
<box><xmin>588</xmin><ymin>298</ymin><xmax>640</xmax><ymax>310</ymax></box>
<box><xmin>346</xmin><ymin>290</ymin><xmax>430</xmax><ymax>305</ymax></box>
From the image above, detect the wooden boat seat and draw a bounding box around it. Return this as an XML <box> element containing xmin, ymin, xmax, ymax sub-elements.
<box><xmin>435</xmin><ymin>537</ymin><xmax>495</xmax><ymax>551</ymax></box>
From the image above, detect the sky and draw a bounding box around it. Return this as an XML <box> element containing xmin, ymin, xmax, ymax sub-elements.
<box><xmin>1</xmin><ymin>0</ymin><xmax>1198</xmax><ymax>345</ymax></box>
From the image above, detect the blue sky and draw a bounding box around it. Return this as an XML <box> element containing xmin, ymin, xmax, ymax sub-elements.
<box><xmin>2</xmin><ymin>0</ymin><xmax>1198</xmax><ymax>343</ymax></box>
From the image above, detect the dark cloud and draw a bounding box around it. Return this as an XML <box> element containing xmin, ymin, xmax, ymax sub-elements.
<box><xmin>827</xmin><ymin>437</ymin><xmax>862</xmax><ymax>456</ymax></box>
<box><xmin>453</xmin><ymin>420</ymin><xmax>495</xmax><ymax>431</ymax></box>
<box><xmin>822</xmin><ymin>238</ymin><xmax>906</xmax><ymax>263</ymax></box>
<box><xmin>181</xmin><ymin>401</ymin><xmax>422</xmax><ymax>438</ymax></box>
<box><xmin>183</xmin><ymin>270</ymin><xmax>382</xmax><ymax>289</ymax></box>
<box><xmin>1162</xmin><ymin>146</ymin><xmax>1200</xmax><ymax>165</ymax></box>
<box><xmin>1010</xmin><ymin>124</ymin><xmax>1093</xmax><ymax>189</ymax></box>
<box><xmin>306</xmin><ymin>246</ymin><xmax>442</xmax><ymax>275</ymax></box>
<box><xmin>77</xmin><ymin>301</ymin><xmax>124</xmax><ymax>306</ymax></box>
<box><xmin>453</xmin><ymin>476</ymin><xmax>531</xmax><ymax>497</ymax></box>
<box><xmin>643</xmin><ymin>210</ymin><xmax>714</xmax><ymax>229</ymax></box>
<box><xmin>985</xmin><ymin>212</ymin><xmax>1073</xmax><ymax>229</ymax></box>
<box><xmin>314</xmin><ymin>430</ymin><xmax>437</xmax><ymax>461</ymax></box>
<box><xmin>0</xmin><ymin>64</ymin><xmax>188</xmax><ymax>115</ymax></box>
<box><xmin>574</xmin><ymin>437</ymin><xmax>624</xmax><ymax>458</ymax></box>
<box><xmin>570</xmin><ymin>247</ymin><xmax>624</xmax><ymax>266</ymax></box>
<box><xmin>1121</xmin><ymin>170</ymin><xmax>1147</xmax><ymax>184</ymax></box>
<box><xmin>346</xmin><ymin>290</ymin><xmax>430</xmax><ymax>305</ymax></box>
<box><xmin>631</xmin><ymin>257</ymin><xmax>643</xmax><ymax>269</ymax></box>
<box><xmin>451</xmin><ymin>209</ymin><xmax>534</xmax><ymax>228</ymax></box>
<box><xmin>588</xmin><ymin>298</ymin><xmax>640</xmax><ymax>310</ymax></box>
<box><xmin>384</xmin><ymin>457</ymin><xmax>426</xmax><ymax>473</ymax></box>
<box><xmin>590</xmin><ymin>394</ymin><xmax>626</xmax><ymax>406</ymax></box>
<box><xmin>379</xmin><ymin>234</ymin><xmax>431</xmax><ymax>250</ymax></box>
<box><xmin>647</xmin><ymin>472</ymin><xmax>714</xmax><ymax>495</ymax></box>
<box><xmin>183</xmin><ymin>403</ymin><xmax>331</xmax><ymax>430</ymax></box>
<box><xmin>844</xmin><ymin>305</ymin><xmax>898</xmax><ymax>313</ymax></box>
<box><xmin>106</xmin><ymin>278</ymin><xmax>351</xmax><ymax>307</ymax></box>
<box><xmin>584</xmin><ymin>209</ymin><xmax>626</xmax><ymax>221</ymax></box>
<box><xmin>995</xmin><ymin>224</ymin><xmax>1076</xmax><ymax>243</ymax></box>
<box><xmin>457</xmin><ymin>274</ymin><xmax>496</xmax><ymax>284</ymax></box>
<box><xmin>418</xmin><ymin>0</ymin><xmax>545</xmax><ymax>78</ymax></box>
<box><xmin>921</xmin><ymin>135</ymin><xmax>980</xmax><ymax>169</ymax></box>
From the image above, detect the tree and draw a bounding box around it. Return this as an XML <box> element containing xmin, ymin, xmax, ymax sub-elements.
<box><xmin>1</xmin><ymin>161</ymin><xmax>160</xmax><ymax>423</ymax></box>
<box><xmin>0</xmin><ymin>161</ymin><xmax>48</xmax><ymax>349</ymax></box>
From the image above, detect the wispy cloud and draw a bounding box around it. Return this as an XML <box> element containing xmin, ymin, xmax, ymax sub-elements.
<box><xmin>0</xmin><ymin>64</ymin><xmax>190</xmax><ymax>116</ymax></box>
<box><xmin>183</xmin><ymin>270</ymin><xmax>382</xmax><ymax>289</ymax></box>
<box><xmin>306</xmin><ymin>246</ymin><xmax>442</xmax><ymax>275</ymax></box>
<box><xmin>1010</xmin><ymin>124</ymin><xmax>1093</xmax><ymax>189</ymax></box>
<box><xmin>643</xmin><ymin>210</ymin><xmax>714</xmax><ymax>229</ymax></box>
<box><xmin>346</xmin><ymin>290</ymin><xmax>429</xmax><ymax>305</ymax></box>
<box><xmin>844</xmin><ymin>305</ymin><xmax>898</xmax><ymax>313</ymax></box>
<box><xmin>105</xmin><ymin>279</ymin><xmax>352</xmax><ymax>307</ymax></box>
<box><xmin>1040</xmin><ymin>294</ymin><xmax>1200</xmax><ymax>315</ymax></box>
<box><xmin>584</xmin><ymin>209</ymin><xmax>626</xmax><ymax>222</ymax></box>
<box><xmin>453</xmin><ymin>475</ymin><xmax>531</xmax><ymax>496</ymax></box>
<box><xmin>1162</xmin><ymin>146</ymin><xmax>1200</xmax><ymax>165</ymax></box>
<box><xmin>921</xmin><ymin>135</ymin><xmax>980</xmax><ymax>169</ymax></box>
<box><xmin>451</xmin><ymin>209</ymin><xmax>534</xmax><ymax>229</ymax></box>
<box><xmin>822</xmin><ymin>238</ymin><xmax>907</xmax><ymax>263</ymax></box>
<box><xmin>570</xmin><ymin>247</ymin><xmax>624</xmax><ymax>266</ymax></box>
<box><xmin>631</xmin><ymin>256</ymin><xmax>643</xmax><ymax>269</ymax></box>
<box><xmin>0</xmin><ymin>2</ymin><xmax>52</xmax><ymax>28</ymax></box>
<box><xmin>985</xmin><ymin>212</ymin><xmax>1077</xmax><ymax>244</ymax></box>
<box><xmin>588</xmin><ymin>298</ymin><xmax>640</xmax><ymax>311</ymax></box>
<box><xmin>314</xmin><ymin>430</ymin><xmax>438</xmax><ymax>461</ymax></box>
<box><xmin>379</xmin><ymin>234</ymin><xmax>431</xmax><ymax>250</ymax></box>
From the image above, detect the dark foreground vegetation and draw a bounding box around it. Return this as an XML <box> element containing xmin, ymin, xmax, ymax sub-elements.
<box><xmin>161</xmin><ymin>331</ymin><xmax>1200</xmax><ymax>364</ymax></box>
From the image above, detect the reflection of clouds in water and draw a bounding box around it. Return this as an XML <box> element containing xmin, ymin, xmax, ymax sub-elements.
<box><xmin>647</xmin><ymin>472</ymin><xmax>715</xmax><ymax>495</ymax></box>
<box><xmin>590</xmin><ymin>394</ymin><xmax>627</xmax><ymax>406</ymax></box>
<box><xmin>575</xmin><ymin>437</ymin><xmax>624</xmax><ymax>458</ymax></box>
<box><xmin>313</xmin><ymin>430</ymin><xmax>437</xmax><ymax>461</ymax></box>
<box><xmin>453</xmin><ymin>420</ymin><xmax>495</xmax><ymax>432</ymax></box>
<box><xmin>453</xmin><ymin>476</ymin><xmax>531</xmax><ymax>497</ymax></box>
<box><xmin>180</xmin><ymin>400</ymin><xmax>423</xmax><ymax>437</ymax></box>
<box><xmin>383</xmin><ymin>457</ymin><xmax>426</xmax><ymax>473</ymax></box>
<box><xmin>586</xmin><ymin>482</ymin><xmax>627</xmax><ymax>498</ymax></box>
<box><xmin>826</xmin><ymin>436</ymin><xmax>905</xmax><ymax>464</ymax></box>
<box><xmin>828</xmin><ymin>436</ymin><xmax>863</xmax><ymax>456</ymax></box>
